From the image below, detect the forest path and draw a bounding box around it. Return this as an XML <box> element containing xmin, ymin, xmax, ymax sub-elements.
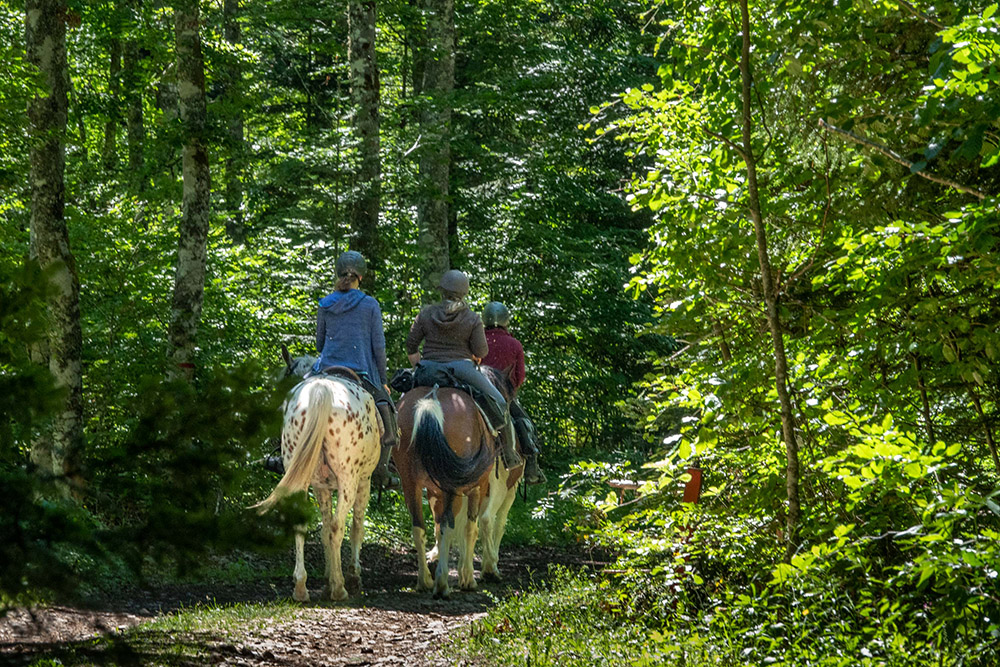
<box><xmin>0</xmin><ymin>544</ymin><xmax>596</xmax><ymax>666</ymax></box>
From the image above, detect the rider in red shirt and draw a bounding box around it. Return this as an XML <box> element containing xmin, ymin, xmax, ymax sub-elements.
<box><xmin>481</xmin><ymin>302</ymin><xmax>546</xmax><ymax>485</ymax></box>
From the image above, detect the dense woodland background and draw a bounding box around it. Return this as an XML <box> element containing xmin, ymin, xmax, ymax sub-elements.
<box><xmin>2</xmin><ymin>0</ymin><xmax>1000</xmax><ymax>664</ymax></box>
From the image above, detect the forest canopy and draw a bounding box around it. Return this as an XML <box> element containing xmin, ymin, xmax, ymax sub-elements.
<box><xmin>2</xmin><ymin>0</ymin><xmax>1000</xmax><ymax>664</ymax></box>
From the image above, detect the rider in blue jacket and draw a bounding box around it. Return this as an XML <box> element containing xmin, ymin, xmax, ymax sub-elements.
<box><xmin>312</xmin><ymin>251</ymin><xmax>398</xmax><ymax>489</ymax></box>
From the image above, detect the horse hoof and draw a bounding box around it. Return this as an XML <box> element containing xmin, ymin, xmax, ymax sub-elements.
<box><xmin>345</xmin><ymin>576</ymin><xmax>362</xmax><ymax>596</ymax></box>
<box><xmin>417</xmin><ymin>577</ymin><xmax>434</xmax><ymax>593</ymax></box>
<box><xmin>293</xmin><ymin>584</ymin><xmax>310</xmax><ymax>602</ymax></box>
<box><xmin>460</xmin><ymin>579</ymin><xmax>478</xmax><ymax>591</ymax></box>
<box><xmin>481</xmin><ymin>571</ymin><xmax>501</xmax><ymax>584</ymax></box>
<box><xmin>432</xmin><ymin>588</ymin><xmax>451</xmax><ymax>600</ymax></box>
<box><xmin>329</xmin><ymin>586</ymin><xmax>349</xmax><ymax>601</ymax></box>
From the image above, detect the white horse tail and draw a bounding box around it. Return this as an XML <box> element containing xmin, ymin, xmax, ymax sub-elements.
<box><xmin>254</xmin><ymin>380</ymin><xmax>335</xmax><ymax>513</ymax></box>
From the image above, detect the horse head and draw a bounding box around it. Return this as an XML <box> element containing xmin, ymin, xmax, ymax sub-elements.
<box><xmin>280</xmin><ymin>343</ymin><xmax>317</xmax><ymax>380</ymax></box>
<box><xmin>480</xmin><ymin>363</ymin><xmax>516</xmax><ymax>402</ymax></box>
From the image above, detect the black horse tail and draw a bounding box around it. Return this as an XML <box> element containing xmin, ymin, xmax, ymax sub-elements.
<box><xmin>412</xmin><ymin>392</ymin><xmax>493</xmax><ymax>495</ymax></box>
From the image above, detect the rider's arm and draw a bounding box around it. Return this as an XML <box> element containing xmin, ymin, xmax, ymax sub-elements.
<box><xmin>513</xmin><ymin>341</ymin><xmax>526</xmax><ymax>389</ymax></box>
<box><xmin>315</xmin><ymin>307</ymin><xmax>326</xmax><ymax>353</ymax></box>
<box><xmin>470</xmin><ymin>314</ymin><xmax>489</xmax><ymax>361</ymax></box>
<box><xmin>406</xmin><ymin>310</ymin><xmax>425</xmax><ymax>366</ymax></box>
<box><xmin>370</xmin><ymin>300</ymin><xmax>388</xmax><ymax>385</ymax></box>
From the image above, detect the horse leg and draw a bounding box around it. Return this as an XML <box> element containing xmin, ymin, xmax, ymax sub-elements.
<box><xmin>325</xmin><ymin>483</ymin><xmax>353</xmax><ymax>601</ymax></box>
<box><xmin>425</xmin><ymin>495</ymin><xmax>443</xmax><ymax>566</ymax></box>
<box><xmin>346</xmin><ymin>473</ymin><xmax>372</xmax><ymax>594</ymax></box>
<box><xmin>458</xmin><ymin>490</ymin><xmax>480</xmax><ymax>591</ymax></box>
<box><xmin>432</xmin><ymin>495</ymin><xmax>456</xmax><ymax>599</ymax></box>
<box><xmin>405</xmin><ymin>480</ymin><xmax>434</xmax><ymax>592</ymax></box>
<box><xmin>480</xmin><ymin>466</ymin><xmax>506</xmax><ymax>581</ymax></box>
<box><xmin>293</xmin><ymin>527</ymin><xmax>309</xmax><ymax>602</ymax></box>
<box><xmin>485</xmin><ymin>481</ymin><xmax>518</xmax><ymax>581</ymax></box>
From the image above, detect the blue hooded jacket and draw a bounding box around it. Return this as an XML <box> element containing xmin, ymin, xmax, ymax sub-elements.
<box><xmin>311</xmin><ymin>289</ymin><xmax>388</xmax><ymax>385</ymax></box>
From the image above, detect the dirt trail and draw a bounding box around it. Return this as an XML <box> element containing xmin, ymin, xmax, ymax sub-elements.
<box><xmin>0</xmin><ymin>544</ymin><xmax>597</xmax><ymax>666</ymax></box>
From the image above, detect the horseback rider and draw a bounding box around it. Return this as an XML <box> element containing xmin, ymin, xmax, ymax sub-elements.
<box><xmin>405</xmin><ymin>269</ymin><xmax>522</xmax><ymax>470</ymax></box>
<box><xmin>312</xmin><ymin>250</ymin><xmax>399</xmax><ymax>489</ymax></box>
<box><xmin>481</xmin><ymin>302</ymin><xmax>547</xmax><ymax>485</ymax></box>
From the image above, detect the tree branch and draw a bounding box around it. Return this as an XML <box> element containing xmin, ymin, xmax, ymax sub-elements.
<box><xmin>703</xmin><ymin>126</ymin><xmax>748</xmax><ymax>162</ymax></box>
<box><xmin>896</xmin><ymin>0</ymin><xmax>944</xmax><ymax>28</ymax></box>
<box><xmin>818</xmin><ymin>119</ymin><xmax>988</xmax><ymax>201</ymax></box>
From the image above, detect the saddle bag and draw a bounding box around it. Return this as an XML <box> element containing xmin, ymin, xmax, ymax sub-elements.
<box><xmin>389</xmin><ymin>368</ymin><xmax>415</xmax><ymax>393</ymax></box>
<box><xmin>413</xmin><ymin>360</ymin><xmax>461</xmax><ymax>389</ymax></box>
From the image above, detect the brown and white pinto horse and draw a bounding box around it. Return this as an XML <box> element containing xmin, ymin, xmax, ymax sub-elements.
<box><xmin>395</xmin><ymin>375</ymin><xmax>498</xmax><ymax>599</ymax></box>
<box><xmin>255</xmin><ymin>353</ymin><xmax>381</xmax><ymax>602</ymax></box>
<box><xmin>424</xmin><ymin>367</ymin><xmax>524</xmax><ymax>582</ymax></box>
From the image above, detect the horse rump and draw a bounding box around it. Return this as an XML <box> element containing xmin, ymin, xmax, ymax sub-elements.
<box><xmin>253</xmin><ymin>379</ymin><xmax>335</xmax><ymax>512</ymax></box>
<box><xmin>412</xmin><ymin>394</ymin><xmax>492</xmax><ymax>495</ymax></box>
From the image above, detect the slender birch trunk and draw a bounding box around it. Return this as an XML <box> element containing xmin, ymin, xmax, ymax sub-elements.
<box><xmin>736</xmin><ymin>0</ymin><xmax>801</xmax><ymax>557</ymax></box>
<box><xmin>26</xmin><ymin>0</ymin><xmax>83</xmax><ymax>493</ymax></box>
<box><xmin>416</xmin><ymin>0</ymin><xmax>454</xmax><ymax>297</ymax></box>
<box><xmin>123</xmin><ymin>0</ymin><xmax>145</xmax><ymax>184</ymax></box>
<box><xmin>168</xmin><ymin>0</ymin><xmax>211</xmax><ymax>380</ymax></box>
<box><xmin>222</xmin><ymin>0</ymin><xmax>245</xmax><ymax>242</ymax></box>
<box><xmin>348</xmin><ymin>0</ymin><xmax>381</xmax><ymax>290</ymax></box>
<box><xmin>102</xmin><ymin>36</ymin><xmax>122</xmax><ymax>170</ymax></box>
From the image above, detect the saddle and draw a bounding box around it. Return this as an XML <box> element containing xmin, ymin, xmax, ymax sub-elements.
<box><xmin>317</xmin><ymin>365</ymin><xmax>363</xmax><ymax>385</ymax></box>
<box><xmin>394</xmin><ymin>361</ymin><xmax>505</xmax><ymax>434</ymax></box>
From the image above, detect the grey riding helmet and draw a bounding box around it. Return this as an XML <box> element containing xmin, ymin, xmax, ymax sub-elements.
<box><xmin>439</xmin><ymin>269</ymin><xmax>470</xmax><ymax>296</ymax></box>
<box><xmin>482</xmin><ymin>301</ymin><xmax>510</xmax><ymax>328</ymax></box>
<box><xmin>336</xmin><ymin>250</ymin><xmax>367</xmax><ymax>278</ymax></box>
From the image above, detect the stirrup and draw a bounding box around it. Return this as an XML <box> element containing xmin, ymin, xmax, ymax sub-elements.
<box><xmin>522</xmin><ymin>455</ymin><xmax>546</xmax><ymax>485</ymax></box>
<box><xmin>499</xmin><ymin>445</ymin><xmax>522</xmax><ymax>470</ymax></box>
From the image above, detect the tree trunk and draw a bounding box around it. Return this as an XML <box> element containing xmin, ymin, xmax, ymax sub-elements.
<box><xmin>168</xmin><ymin>0</ymin><xmax>211</xmax><ymax>381</ymax></box>
<box><xmin>222</xmin><ymin>0</ymin><xmax>245</xmax><ymax>243</ymax></box>
<box><xmin>102</xmin><ymin>36</ymin><xmax>122</xmax><ymax>170</ymax></box>
<box><xmin>408</xmin><ymin>0</ymin><xmax>426</xmax><ymax>98</ymax></box>
<box><xmin>416</xmin><ymin>0</ymin><xmax>454</xmax><ymax>297</ymax></box>
<box><xmin>736</xmin><ymin>0</ymin><xmax>801</xmax><ymax>558</ymax></box>
<box><xmin>968</xmin><ymin>385</ymin><xmax>1000</xmax><ymax>472</ymax></box>
<box><xmin>26</xmin><ymin>0</ymin><xmax>83</xmax><ymax>494</ymax></box>
<box><xmin>123</xmin><ymin>1</ymin><xmax>145</xmax><ymax>185</ymax></box>
<box><xmin>348</xmin><ymin>0</ymin><xmax>381</xmax><ymax>291</ymax></box>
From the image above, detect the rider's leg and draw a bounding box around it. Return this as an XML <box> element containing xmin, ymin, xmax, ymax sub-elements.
<box><xmin>447</xmin><ymin>360</ymin><xmax>521</xmax><ymax>469</ymax></box>
<box><xmin>511</xmin><ymin>400</ymin><xmax>546</xmax><ymax>485</ymax></box>
<box><xmin>363</xmin><ymin>378</ymin><xmax>399</xmax><ymax>489</ymax></box>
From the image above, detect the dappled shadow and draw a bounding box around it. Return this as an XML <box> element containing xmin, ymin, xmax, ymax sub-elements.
<box><xmin>0</xmin><ymin>543</ymin><xmax>606</xmax><ymax>667</ymax></box>
<box><xmin>0</xmin><ymin>628</ymin><xmax>246</xmax><ymax>667</ymax></box>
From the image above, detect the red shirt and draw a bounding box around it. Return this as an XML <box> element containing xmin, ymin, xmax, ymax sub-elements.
<box><xmin>482</xmin><ymin>327</ymin><xmax>526</xmax><ymax>389</ymax></box>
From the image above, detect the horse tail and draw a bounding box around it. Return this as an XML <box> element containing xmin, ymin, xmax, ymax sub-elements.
<box><xmin>412</xmin><ymin>393</ymin><xmax>493</xmax><ymax>495</ymax></box>
<box><xmin>253</xmin><ymin>380</ymin><xmax>335</xmax><ymax>513</ymax></box>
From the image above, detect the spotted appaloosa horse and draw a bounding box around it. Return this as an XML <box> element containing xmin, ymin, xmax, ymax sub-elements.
<box><xmin>395</xmin><ymin>378</ymin><xmax>498</xmax><ymax>599</ymax></box>
<box><xmin>426</xmin><ymin>366</ymin><xmax>523</xmax><ymax>582</ymax></box>
<box><xmin>254</xmin><ymin>352</ymin><xmax>381</xmax><ymax>601</ymax></box>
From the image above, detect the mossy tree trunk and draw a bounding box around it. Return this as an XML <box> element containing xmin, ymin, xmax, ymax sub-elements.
<box><xmin>348</xmin><ymin>0</ymin><xmax>381</xmax><ymax>290</ymax></box>
<box><xmin>26</xmin><ymin>0</ymin><xmax>83</xmax><ymax>493</ymax></box>
<box><xmin>168</xmin><ymin>0</ymin><xmax>211</xmax><ymax>381</ymax></box>
<box><xmin>416</xmin><ymin>0</ymin><xmax>454</xmax><ymax>298</ymax></box>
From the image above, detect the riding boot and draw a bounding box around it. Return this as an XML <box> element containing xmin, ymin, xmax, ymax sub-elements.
<box><xmin>264</xmin><ymin>455</ymin><xmax>285</xmax><ymax>475</ymax></box>
<box><xmin>264</xmin><ymin>442</ymin><xmax>285</xmax><ymax>475</ymax></box>
<box><xmin>372</xmin><ymin>401</ymin><xmax>400</xmax><ymax>490</ymax></box>
<box><xmin>498</xmin><ymin>415</ymin><xmax>522</xmax><ymax>470</ymax></box>
<box><xmin>514</xmin><ymin>417</ymin><xmax>546</xmax><ymax>485</ymax></box>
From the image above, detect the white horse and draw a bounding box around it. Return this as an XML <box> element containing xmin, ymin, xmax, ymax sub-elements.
<box><xmin>254</xmin><ymin>354</ymin><xmax>381</xmax><ymax>601</ymax></box>
<box><xmin>427</xmin><ymin>454</ymin><xmax>522</xmax><ymax>582</ymax></box>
